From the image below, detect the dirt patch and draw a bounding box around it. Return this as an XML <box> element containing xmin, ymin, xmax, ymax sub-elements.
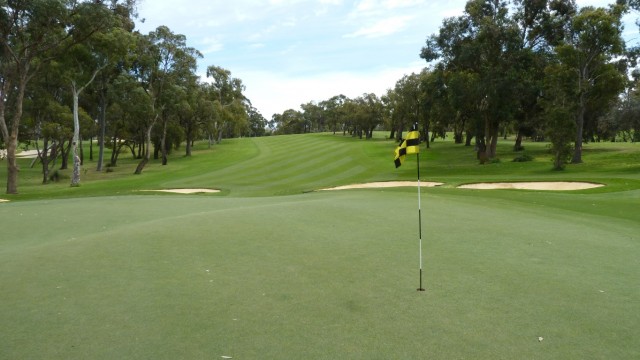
<box><xmin>319</xmin><ymin>181</ymin><xmax>443</xmax><ymax>191</ymax></box>
<box><xmin>457</xmin><ymin>182</ymin><xmax>604</xmax><ymax>191</ymax></box>
<box><xmin>140</xmin><ymin>189</ymin><xmax>220</xmax><ymax>194</ymax></box>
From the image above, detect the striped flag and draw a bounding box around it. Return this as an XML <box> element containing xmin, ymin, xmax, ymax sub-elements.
<box><xmin>394</xmin><ymin>123</ymin><xmax>420</xmax><ymax>168</ymax></box>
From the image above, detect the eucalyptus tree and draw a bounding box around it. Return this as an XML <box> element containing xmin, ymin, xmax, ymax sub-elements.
<box><xmin>247</xmin><ymin>106</ymin><xmax>267</xmax><ymax>137</ymax></box>
<box><xmin>176</xmin><ymin>79</ymin><xmax>199</xmax><ymax>156</ymax></box>
<box><xmin>551</xmin><ymin>4</ymin><xmax>626</xmax><ymax>163</ymax></box>
<box><xmin>422</xmin><ymin>0</ymin><xmax>586</xmax><ymax>160</ymax></box>
<box><xmin>206</xmin><ymin>65</ymin><xmax>247</xmax><ymax>143</ymax></box>
<box><xmin>106</xmin><ymin>73</ymin><xmax>152</xmax><ymax>166</ymax></box>
<box><xmin>157</xmin><ymin>30</ymin><xmax>200</xmax><ymax>166</ymax></box>
<box><xmin>510</xmin><ymin>0</ymin><xmax>576</xmax><ymax>151</ymax></box>
<box><xmin>389</xmin><ymin>72</ymin><xmax>431</xmax><ymax>143</ymax></box>
<box><xmin>319</xmin><ymin>94</ymin><xmax>347</xmax><ymax>135</ymax></box>
<box><xmin>131</xmin><ymin>26</ymin><xmax>201</xmax><ymax>174</ymax></box>
<box><xmin>38</xmin><ymin>103</ymin><xmax>74</xmax><ymax>182</ymax></box>
<box><xmin>274</xmin><ymin>109</ymin><xmax>304</xmax><ymax>134</ymax></box>
<box><xmin>0</xmin><ymin>0</ymin><xmax>73</xmax><ymax>193</ymax></box>
<box><xmin>62</xmin><ymin>1</ymin><xmax>119</xmax><ymax>186</ymax></box>
<box><xmin>422</xmin><ymin>0</ymin><xmax>522</xmax><ymax>159</ymax></box>
<box><xmin>93</xmin><ymin>2</ymin><xmax>138</xmax><ymax>172</ymax></box>
<box><xmin>300</xmin><ymin>101</ymin><xmax>324</xmax><ymax>132</ymax></box>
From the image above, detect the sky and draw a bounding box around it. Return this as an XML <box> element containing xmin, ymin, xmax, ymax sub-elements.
<box><xmin>135</xmin><ymin>0</ymin><xmax>638</xmax><ymax>120</ymax></box>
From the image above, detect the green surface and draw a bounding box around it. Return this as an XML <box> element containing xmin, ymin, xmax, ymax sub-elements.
<box><xmin>0</xmin><ymin>133</ymin><xmax>639</xmax><ymax>359</ymax></box>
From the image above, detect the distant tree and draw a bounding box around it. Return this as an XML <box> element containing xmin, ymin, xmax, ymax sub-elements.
<box><xmin>206</xmin><ymin>66</ymin><xmax>248</xmax><ymax>142</ymax></box>
<box><xmin>247</xmin><ymin>106</ymin><xmax>267</xmax><ymax>137</ymax></box>
<box><xmin>62</xmin><ymin>1</ymin><xmax>118</xmax><ymax>186</ymax></box>
<box><xmin>1</xmin><ymin>1</ymin><xmax>74</xmax><ymax>193</ymax></box>
<box><xmin>320</xmin><ymin>95</ymin><xmax>348</xmax><ymax>135</ymax></box>
<box><xmin>553</xmin><ymin>4</ymin><xmax>626</xmax><ymax>163</ymax></box>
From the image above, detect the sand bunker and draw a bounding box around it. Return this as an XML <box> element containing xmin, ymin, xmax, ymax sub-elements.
<box><xmin>140</xmin><ymin>189</ymin><xmax>220</xmax><ymax>194</ymax></box>
<box><xmin>15</xmin><ymin>150</ymin><xmax>40</xmax><ymax>158</ymax></box>
<box><xmin>320</xmin><ymin>181</ymin><xmax>443</xmax><ymax>191</ymax></box>
<box><xmin>457</xmin><ymin>182</ymin><xmax>604</xmax><ymax>191</ymax></box>
<box><xmin>0</xmin><ymin>199</ymin><xmax>9</xmax><ymax>203</ymax></box>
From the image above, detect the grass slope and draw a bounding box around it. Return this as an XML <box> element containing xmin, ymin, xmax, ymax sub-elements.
<box><xmin>0</xmin><ymin>133</ymin><xmax>639</xmax><ymax>359</ymax></box>
<box><xmin>2</xmin><ymin>132</ymin><xmax>639</xmax><ymax>200</ymax></box>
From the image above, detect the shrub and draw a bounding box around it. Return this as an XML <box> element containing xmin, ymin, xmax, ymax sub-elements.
<box><xmin>513</xmin><ymin>154</ymin><xmax>534</xmax><ymax>162</ymax></box>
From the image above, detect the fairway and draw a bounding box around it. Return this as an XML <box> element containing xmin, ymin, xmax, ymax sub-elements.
<box><xmin>1</xmin><ymin>133</ymin><xmax>639</xmax><ymax>359</ymax></box>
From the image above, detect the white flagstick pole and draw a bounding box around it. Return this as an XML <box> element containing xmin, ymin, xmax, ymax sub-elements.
<box><xmin>417</xmin><ymin>150</ymin><xmax>425</xmax><ymax>292</ymax></box>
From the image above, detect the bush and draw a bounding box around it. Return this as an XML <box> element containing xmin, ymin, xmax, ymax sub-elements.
<box><xmin>513</xmin><ymin>154</ymin><xmax>534</xmax><ymax>162</ymax></box>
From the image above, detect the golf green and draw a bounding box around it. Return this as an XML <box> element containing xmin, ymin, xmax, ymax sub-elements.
<box><xmin>1</xmin><ymin>188</ymin><xmax>637</xmax><ymax>359</ymax></box>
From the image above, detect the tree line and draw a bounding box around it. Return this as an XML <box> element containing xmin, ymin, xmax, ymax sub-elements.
<box><xmin>269</xmin><ymin>0</ymin><xmax>640</xmax><ymax>170</ymax></box>
<box><xmin>0</xmin><ymin>0</ymin><xmax>267</xmax><ymax>194</ymax></box>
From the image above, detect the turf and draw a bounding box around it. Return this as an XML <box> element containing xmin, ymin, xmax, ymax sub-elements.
<box><xmin>0</xmin><ymin>133</ymin><xmax>639</xmax><ymax>359</ymax></box>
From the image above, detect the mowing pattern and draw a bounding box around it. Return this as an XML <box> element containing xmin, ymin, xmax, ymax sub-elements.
<box><xmin>159</xmin><ymin>134</ymin><xmax>402</xmax><ymax>196</ymax></box>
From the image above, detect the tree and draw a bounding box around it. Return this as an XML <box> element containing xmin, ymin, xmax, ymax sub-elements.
<box><xmin>422</xmin><ymin>0</ymin><xmax>522</xmax><ymax>159</ymax></box>
<box><xmin>554</xmin><ymin>4</ymin><xmax>626</xmax><ymax>163</ymax></box>
<box><xmin>93</xmin><ymin>2</ymin><xmax>137</xmax><ymax>171</ymax></box>
<box><xmin>543</xmin><ymin>62</ymin><xmax>577</xmax><ymax>169</ymax></box>
<box><xmin>0</xmin><ymin>0</ymin><xmax>71</xmax><ymax>194</ymax></box>
<box><xmin>206</xmin><ymin>65</ymin><xmax>247</xmax><ymax>142</ymax></box>
<box><xmin>320</xmin><ymin>94</ymin><xmax>347</xmax><ymax>135</ymax></box>
<box><xmin>131</xmin><ymin>26</ymin><xmax>200</xmax><ymax>174</ymax></box>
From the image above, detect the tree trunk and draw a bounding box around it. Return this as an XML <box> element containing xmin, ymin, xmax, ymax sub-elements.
<box><xmin>161</xmin><ymin>118</ymin><xmax>168</xmax><ymax>165</ymax></box>
<box><xmin>484</xmin><ymin>116</ymin><xmax>499</xmax><ymax>159</ymax></box>
<box><xmin>97</xmin><ymin>91</ymin><xmax>107</xmax><ymax>171</ymax></box>
<box><xmin>454</xmin><ymin>131</ymin><xmax>464</xmax><ymax>144</ymax></box>
<box><xmin>110</xmin><ymin>132</ymin><xmax>118</xmax><ymax>166</ymax></box>
<box><xmin>5</xmin><ymin>135</ymin><xmax>19</xmax><ymax>193</ymax></box>
<box><xmin>488</xmin><ymin>126</ymin><xmax>499</xmax><ymax>159</ymax></box>
<box><xmin>41</xmin><ymin>139</ymin><xmax>50</xmax><ymax>184</ymax></box>
<box><xmin>71</xmin><ymin>87</ymin><xmax>81</xmax><ymax>187</ymax></box>
<box><xmin>514</xmin><ymin>129</ymin><xmax>524</xmax><ymax>151</ymax></box>
<box><xmin>2</xmin><ymin>73</ymin><xmax>28</xmax><ymax>194</ymax></box>
<box><xmin>423</xmin><ymin>121</ymin><xmax>430</xmax><ymax>149</ymax></box>
<box><xmin>465</xmin><ymin>131</ymin><xmax>473</xmax><ymax>147</ymax></box>
<box><xmin>185</xmin><ymin>128</ymin><xmax>193</xmax><ymax>156</ymax></box>
<box><xmin>60</xmin><ymin>139</ymin><xmax>71</xmax><ymax>170</ymax></box>
<box><xmin>135</xmin><ymin>116</ymin><xmax>157</xmax><ymax>175</ymax></box>
<box><xmin>572</xmin><ymin>94</ymin><xmax>585</xmax><ymax>164</ymax></box>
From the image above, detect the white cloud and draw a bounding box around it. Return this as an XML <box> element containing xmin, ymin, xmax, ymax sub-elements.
<box><xmin>239</xmin><ymin>61</ymin><xmax>425</xmax><ymax>118</ymax></box>
<box><xmin>199</xmin><ymin>36</ymin><xmax>224</xmax><ymax>54</ymax></box>
<box><xmin>344</xmin><ymin>15</ymin><xmax>415</xmax><ymax>38</ymax></box>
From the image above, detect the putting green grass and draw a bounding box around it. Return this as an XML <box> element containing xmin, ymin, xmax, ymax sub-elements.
<box><xmin>1</xmin><ymin>191</ymin><xmax>638</xmax><ymax>359</ymax></box>
<box><xmin>0</xmin><ymin>133</ymin><xmax>639</xmax><ymax>358</ymax></box>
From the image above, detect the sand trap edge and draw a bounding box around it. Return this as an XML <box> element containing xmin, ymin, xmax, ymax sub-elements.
<box><xmin>457</xmin><ymin>182</ymin><xmax>604</xmax><ymax>191</ymax></box>
<box><xmin>139</xmin><ymin>189</ymin><xmax>221</xmax><ymax>194</ymax></box>
<box><xmin>319</xmin><ymin>181</ymin><xmax>444</xmax><ymax>191</ymax></box>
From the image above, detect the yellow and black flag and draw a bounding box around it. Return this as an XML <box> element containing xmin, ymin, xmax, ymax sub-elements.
<box><xmin>394</xmin><ymin>123</ymin><xmax>420</xmax><ymax>168</ymax></box>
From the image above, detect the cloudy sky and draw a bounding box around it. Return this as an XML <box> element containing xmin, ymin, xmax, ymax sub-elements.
<box><xmin>135</xmin><ymin>0</ymin><xmax>638</xmax><ymax>119</ymax></box>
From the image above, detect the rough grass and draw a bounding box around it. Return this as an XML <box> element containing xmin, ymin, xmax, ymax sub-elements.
<box><xmin>0</xmin><ymin>133</ymin><xmax>639</xmax><ymax>359</ymax></box>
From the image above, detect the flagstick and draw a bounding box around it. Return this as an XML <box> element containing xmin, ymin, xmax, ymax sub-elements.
<box><xmin>417</xmin><ymin>152</ymin><xmax>425</xmax><ymax>292</ymax></box>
